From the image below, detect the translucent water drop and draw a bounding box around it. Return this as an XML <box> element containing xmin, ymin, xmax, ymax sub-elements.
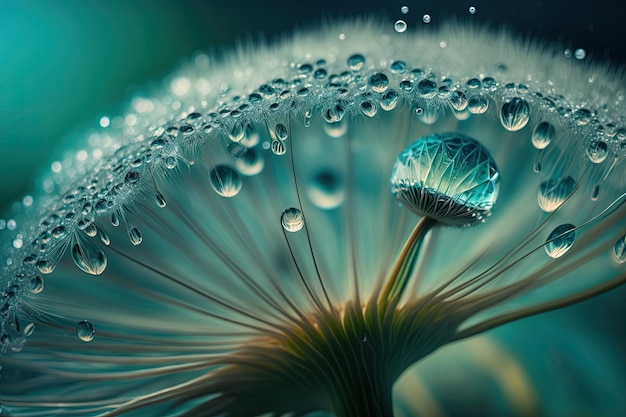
<box><xmin>127</xmin><ymin>226</ymin><xmax>143</xmax><ymax>245</ymax></box>
<box><xmin>394</xmin><ymin>20</ymin><xmax>407</xmax><ymax>33</ymax></box>
<box><xmin>574</xmin><ymin>48</ymin><xmax>586</xmax><ymax>60</ymax></box>
<box><xmin>235</xmin><ymin>149</ymin><xmax>265</xmax><ymax>176</ymax></box>
<box><xmin>271</xmin><ymin>139</ymin><xmax>287</xmax><ymax>155</ymax></box>
<box><xmin>209</xmin><ymin>166</ymin><xmax>242</xmax><ymax>197</ymax></box>
<box><xmin>538</xmin><ymin>176</ymin><xmax>577</xmax><ymax>212</ymax></box>
<box><xmin>76</xmin><ymin>320</ymin><xmax>95</xmax><ymax>342</ymax></box>
<box><xmin>468</xmin><ymin>95</ymin><xmax>489</xmax><ymax>114</ymax></box>
<box><xmin>307</xmin><ymin>170</ymin><xmax>345</xmax><ymax>209</ymax></box>
<box><xmin>368</xmin><ymin>73</ymin><xmax>389</xmax><ymax>92</ymax></box>
<box><xmin>585</xmin><ymin>141</ymin><xmax>609</xmax><ymax>163</ymax></box>
<box><xmin>99</xmin><ymin>229</ymin><xmax>110</xmax><ymax>246</ymax></box>
<box><xmin>124</xmin><ymin>170</ymin><xmax>141</xmax><ymax>184</ymax></box>
<box><xmin>417</xmin><ymin>79</ymin><xmax>437</xmax><ymax>98</ymax></box>
<box><xmin>347</xmin><ymin>54</ymin><xmax>365</xmax><ymax>71</ymax></box>
<box><xmin>500</xmin><ymin>98</ymin><xmax>530</xmax><ymax>131</ymax></box>
<box><xmin>532</xmin><ymin>121</ymin><xmax>556</xmax><ymax>149</ymax></box>
<box><xmin>380</xmin><ymin>90</ymin><xmax>399</xmax><ymax>111</ymax></box>
<box><xmin>613</xmin><ymin>235</ymin><xmax>626</xmax><ymax>263</ymax></box>
<box><xmin>281</xmin><ymin>208</ymin><xmax>304</xmax><ymax>232</ymax></box>
<box><xmin>422</xmin><ymin>14</ymin><xmax>431</xmax><ymax>24</ymax></box>
<box><xmin>544</xmin><ymin>224</ymin><xmax>576</xmax><ymax>258</ymax></box>
<box><xmin>323</xmin><ymin>104</ymin><xmax>346</xmax><ymax>123</ymax></box>
<box><xmin>469</xmin><ymin>6</ymin><xmax>476</xmax><ymax>14</ymax></box>
<box><xmin>401</xmin><ymin>5</ymin><xmax>409</xmax><ymax>14</ymax></box>
<box><xmin>51</xmin><ymin>225</ymin><xmax>67</xmax><ymax>239</ymax></box>
<box><xmin>71</xmin><ymin>241</ymin><xmax>107</xmax><ymax>275</ymax></box>
<box><xmin>450</xmin><ymin>91</ymin><xmax>468</xmax><ymax>111</ymax></box>
<box><xmin>110</xmin><ymin>212</ymin><xmax>120</xmax><ymax>227</ymax></box>
<box><xmin>229</xmin><ymin>123</ymin><xmax>245</xmax><ymax>142</ymax></box>
<box><xmin>165</xmin><ymin>156</ymin><xmax>178</xmax><ymax>169</ymax></box>
<box><xmin>390</xmin><ymin>133</ymin><xmax>500</xmax><ymax>226</ymax></box>
<box><xmin>36</xmin><ymin>259</ymin><xmax>55</xmax><ymax>275</ymax></box>
<box><xmin>275</xmin><ymin>123</ymin><xmax>288</xmax><ymax>141</ymax></box>
<box><xmin>359</xmin><ymin>101</ymin><xmax>378</xmax><ymax>117</ymax></box>
<box><xmin>27</xmin><ymin>275</ymin><xmax>44</xmax><ymax>294</ymax></box>
<box><xmin>155</xmin><ymin>190</ymin><xmax>167</xmax><ymax>208</ymax></box>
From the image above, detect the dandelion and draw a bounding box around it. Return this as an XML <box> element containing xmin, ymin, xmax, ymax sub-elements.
<box><xmin>1</xmin><ymin>20</ymin><xmax>625</xmax><ymax>416</ymax></box>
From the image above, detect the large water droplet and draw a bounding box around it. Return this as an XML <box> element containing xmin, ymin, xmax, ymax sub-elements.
<box><xmin>36</xmin><ymin>259</ymin><xmax>55</xmax><ymax>275</ymax></box>
<box><xmin>71</xmin><ymin>241</ymin><xmax>107</xmax><ymax>275</ymax></box>
<box><xmin>531</xmin><ymin>122</ymin><xmax>556</xmax><ymax>149</ymax></box>
<box><xmin>368</xmin><ymin>73</ymin><xmax>389</xmax><ymax>93</ymax></box>
<box><xmin>27</xmin><ymin>275</ymin><xmax>44</xmax><ymax>294</ymax></box>
<box><xmin>281</xmin><ymin>208</ymin><xmax>304</xmax><ymax>232</ymax></box>
<box><xmin>380</xmin><ymin>90</ymin><xmax>399</xmax><ymax>111</ymax></box>
<box><xmin>544</xmin><ymin>224</ymin><xmax>576</xmax><ymax>258</ymax></box>
<box><xmin>390</xmin><ymin>132</ymin><xmax>500</xmax><ymax>226</ymax></box>
<box><xmin>76</xmin><ymin>320</ymin><xmax>95</xmax><ymax>342</ymax></box>
<box><xmin>209</xmin><ymin>166</ymin><xmax>242</xmax><ymax>197</ymax></box>
<box><xmin>500</xmin><ymin>98</ymin><xmax>530</xmax><ymax>131</ymax></box>
<box><xmin>307</xmin><ymin>170</ymin><xmax>345</xmax><ymax>209</ymax></box>
<box><xmin>538</xmin><ymin>176</ymin><xmax>577</xmax><ymax>212</ymax></box>
<box><xmin>347</xmin><ymin>54</ymin><xmax>365</xmax><ymax>71</ymax></box>
<box><xmin>613</xmin><ymin>235</ymin><xmax>626</xmax><ymax>263</ymax></box>
<box><xmin>450</xmin><ymin>91</ymin><xmax>468</xmax><ymax>111</ymax></box>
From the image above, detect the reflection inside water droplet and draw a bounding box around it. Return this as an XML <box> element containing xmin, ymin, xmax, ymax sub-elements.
<box><xmin>538</xmin><ymin>176</ymin><xmax>577</xmax><ymax>212</ymax></box>
<box><xmin>209</xmin><ymin>165</ymin><xmax>242</xmax><ymax>197</ymax></box>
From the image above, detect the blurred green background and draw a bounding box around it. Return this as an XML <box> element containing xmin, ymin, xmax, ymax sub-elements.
<box><xmin>0</xmin><ymin>0</ymin><xmax>624</xmax><ymax>211</ymax></box>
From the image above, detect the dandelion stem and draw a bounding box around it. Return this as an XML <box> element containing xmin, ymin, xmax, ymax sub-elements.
<box><xmin>379</xmin><ymin>216</ymin><xmax>436</xmax><ymax>305</ymax></box>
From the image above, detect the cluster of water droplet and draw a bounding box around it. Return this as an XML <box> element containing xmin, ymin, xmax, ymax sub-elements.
<box><xmin>1</xmin><ymin>27</ymin><xmax>625</xmax><ymax>353</ymax></box>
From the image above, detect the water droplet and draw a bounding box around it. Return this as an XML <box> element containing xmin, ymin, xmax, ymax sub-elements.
<box><xmin>531</xmin><ymin>122</ymin><xmax>556</xmax><ymax>149</ymax></box>
<box><xmin>613</xmin><ymin>235</ymin><xmax>626</xmax><ymax>263</ymax></box>
<box><xmin>544</xmin><ymin>224</ymin><xmax>576</xmax><ymax>258</ymax></box>
<box><xmin>347</xmin><ymin>54</ymin><xmax>365</xmax><ymax>71</ymax></box>
<box><xmin>368</xmin><ymin>73</ymin><xmax>389</xmax><ymax>93</ymax></box>
<box><xmin>165</xmin><ymin>156</ymin><xmax>178</xmax><ymax>169</ymax></box>
<box><xmin>422</xmin><ymin>14</ymin><xmax>431</xmax><ymax>24</ymax></box>
<box><xmin>27</xmin><ymin>275</ymin><xmax>44</xmax><ymax>294</ymax></box>
<box><xmin>469</xmin><ymin>6</ymin><xmax>476</xmax><ymax>14</ymax></box>
<box><xmin>155</xmin><ymin>190</ymin><xmax>167</xmax><ymax>208</ymax></box>
<box><xmin>538</xmin><ymin>176</ymin><xmax>577</xmax><ymax>212</ymax></box>
<box><xmin>390</xmin><ymin>132</ymin><xmax>500</xmax><ymax>226</ymax></box>
<box><xmin>323</xmin><ymin>104</ymin><xmax>346</xmax><ymax>123</ymax></box>
<box><xmin>390</xmin><ymin>60</ymin><xmax>407</xmax><ymax>73</ymax></box>
<box><xmin>229</xmin><ymin>123</ymin><xmax>245</xmax><ymax>142</ymax></box>
<box><xmin>110</xmin><ymin>212</ymin><xmax>120</xmax><ymax>227</ymax></box>
<box><xmin>235</xmin><ymin>149</ymin><xmax>265</xmax><ymax>176</ymax></box>
<box><xmin>124</xmin><ymin>170</ymin><xmax>141</xmax><ymax>184</ymax></box>
<box><xmin>394</xmin><ymin>20</ymin><xmax>407</xmax><ymax>33</ymax></box>
<box><xmin>574</xmin><ymin>48</ymin><xmax>586</xmax><ymax>60</ymax></box>
<box><xmin>51</xmin><ymin>225</ymin><xmax>67</xmax><ymax>239</ymax></box>
<box><xmin>450</xmin><ymin>91</ymin><xmax>468</xmax><ymax>111</ymax></box>
<box><xmin>500</xmin><ymin>98</ymin><xmax>530</xmax><ymax>131</ymax></box>
<box><xmin>99</xmin><ymin>229</ymin><xmax>111</xmax><ymax>246</ymax></box>
<box><xmin>209</xmin><ymin>166</ymin><xmax>242</xmax><ymax>197</ymax></box>
<box><xmin>127</xmin><ymin>226</ymin><xmax>143</xmax><ymax>245</ymax></box>
<box><xmin>401</xmin><ymin>5</ymin><xmax>409</xmax><ymax>14</ymax></box>
<box><xmin>71</xmin><ymin>241</ymin><xmax>107</xmax><ymax>275</ymax></box>
<box><xmin>76</xmin><ymin>320</ymin><xmax>95</xmax><ymax>342</ymax></box>
<box><xmin>585</xmin><ymin>141</ymin><xmax>609</xmax><ymax>163</ymax></box>
<box><xmin>275</xmin><ymin>123</ymin><xmax>289</xmax><ymax>141</ymax></box>
<box><xmin>36</xmin><ymin>259</ymin><xmax>55</xmax><ymax>275</ymax></box>
<box><xmin>417</xmin><ymin>79</ymin><xmax>437</xmax><ymax>98</ymax></box>
<box><xmin>271</xmin><ymin>139</ymin><xmax>287</xmax><ymax>155</ymax></box>
<box><xmin>307</xmin><ymin>170</ymin><xmax>345</xmax><ymax>209</ymax></box>
<box><xmin>359</xmin><ymin>101</ymin><xmax>378</xmax><ymax>117</ymax></box>
<box><xmin>467</xmin><ymin>95</ymin><xmax>489</xmax><ymax>114</ymax></box>
<box><xmin>380</xmin><ymin>90</ymin><xmax>399</xmax><ymax>111</ymax></box>
<box><xmin>281</xmin><ymin>208</ymin><xmax>304</xmax><ymax>232</ymax></box>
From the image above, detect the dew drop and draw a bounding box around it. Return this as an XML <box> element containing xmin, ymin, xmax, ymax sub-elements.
<box><xmin>469</xmin><ymin>6</ymin><xmax>476</xmax><ymax>14</ymax></box>
<box><xmin>307</xmin><ymin>170</ymin><xmax>345</xmax><ymax>209</ymax></box>
<box><xmin>380</xmin><ymin>90</ymin><xmax>399</xmax><ymax>111</ymax></box>
<box><xmin>27</xmin><ymin>275</ymin><xmax>44</xmax><ymax>294</ymax></box>
<box><xmin>281</xmin><ymin>208</ymin><xmax>304</xmax><ymax>232</ymax></box>
<box><xmin>99</xmin><ymin>229</ymin><xmax>111</xmax><ymax>246</ymax></box>
<box><xmin>394</xmin><ymin>20</ymin><xmax>407</xmax><ymax>33</ymax></box>
<box><xmin>500</xmin><ymin>98</ymin><xmax>530</xmax><ymax>131</ymax></box>
<box><xmin>368</xmin><ymin>72</ymin><xmax>389</xmax><ymax>93</ymax></box>
<box><xmin>416</xmin><ymin>79</ymin><xmax>437</xmax><ymax>98</ymax></box>
<box><xmin>467</xmin><ymin>95</ymin><xmax>489</xmax><ymax>114</ymax></box>
<box><xmin>51</xmin><ymin>225</ymin><xmax>67</xmax><ymax>239</ymax></box>
<box><xmin>359</xmin><ymin>101</ymin><xmax>378</xmax><ymax>117</ymax></box>
<box><xmin>390</xmin><ymin>132</ymin><xmax>500</xmax><ymax>226</ymax></box>
<box><xmin>422</xmin><ymin>14</ymin><xmax>431</xmax><ymax>24</ymax></box>
<box><xmin>76</xmin><ymin>320</ymin><xmax>95</xmax><ymax>342</ymax></box>
<box><xmin>347</xmin><ymin>54</ymin><xmax>365</xmax><ymax>71</ymax></box>
<box><xmin>450</xmin><ymin>91</ymin><xmax>468</xmax><ymax>111</ymax></box>
<box><xmin>124</xmin><ymin>170</ymin><xmax>141</xmax><ymax>184</ymax></box>
<box><xmin>165</xmin><ymin>156</ymin><xmax>178</xmax><ymax>169</ymax></box>
<box><xmin>155</xmin><ymin>190</ymin><xmax>167</xmax><ymax>208</ymax></box>
<box><xmin>613</xmin><ymin>235</ymin><xmax>626</xmax><ymax>263</ymax></box>
<box><xmin>36</xmin><ymin>259</ymin><xmax>55</xmax><ymax>275</ymax></box>
<box><xmin>275</xmin><ymin>123</ymin><xmax>289</xmax><ymax>141</ymax></box>
<box><xmin>544</xmin><ymin>224</ymin><xmax>576</xmax><ymax>258</ymax></box>
<box><xmin>110</xmin><ymin>212</ymin><xmax>120</xmax><ymax>227</ymax></box>
<box><xmin>71</xmin><ymin>241</ymin><xmax>107</xmax><ymax>275</ymax></box>
<box><xmin>235</xmin><ymin>149</ymin><xmax>265</xmax><ymax>176</ymax></box>
<box><xmin>585</xmin><ymin>140</ymin><xmax>609</xmax><ymax>164</ymax></box>
<box><xmin>127</xmin><ymin>226</ymin><xmax>143</xmax><ymax>245</ymax></box>
<box><xmin>271</xmin><ymin>139</ymin><xmax>287</xmax><ymax>155</ymax></box>
<box><xmin>538</xmin><ymin>176</ymin><xmax>577</xmax><ymax>212</ymax></box>
<box><xmin>209</xmin><ymin>165</ymin><xmax>243</xmax><ymax>197</ymax></box>
<box><xmin>401</xmin><ymin>5</ymin><xmax>409</xmax><ymax>14</ymax></box>
<box><xmin>531</xmin><ymin>122</ymin><xmax>556</xmax><ymax>149</ymax></box>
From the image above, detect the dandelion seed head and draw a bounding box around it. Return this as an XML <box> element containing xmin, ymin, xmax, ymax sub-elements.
<box><xmin>0</xmin><ymin>19</ymin><xmax>625</xmax><ymax>416</ymax></box>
